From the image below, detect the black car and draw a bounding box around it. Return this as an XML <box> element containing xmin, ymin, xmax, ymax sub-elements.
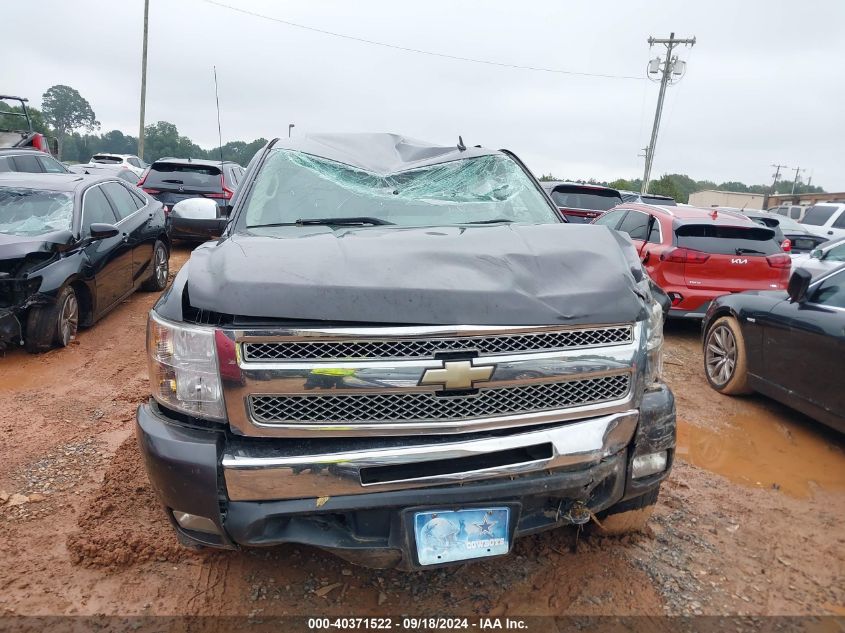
<box><xmin>722</xmin><ymin>209</ymin><xmax>827</xmax><ymax>254</ymax></box>
<box><xmin>702</xmin><ymin>266</ymin><xmax>845</xmax><ymax>433</ymax></box>
<box><xmin>138</xmin><ymin>158</ymin><xmax>244</xmax><ymax>240</ymax></box>
<box><xmin>0</xmin><ymin>172</ymin><xmax>170</xmax><ymax>352</ymax></box>
<box><xmin>540</xmin><ymin>181</ymin><xmax>621</xmax><ymax>223</ymax></box>
<box><xmin>0</xmin><ymin>148</ymin><xmax>69</xmax><ymax>174</ymax></box>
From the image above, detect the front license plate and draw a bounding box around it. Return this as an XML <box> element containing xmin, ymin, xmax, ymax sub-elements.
<box><xmin>413</xmin><ymin>507</ymin><xmax>510</xmax><ymax>566</ymax></box>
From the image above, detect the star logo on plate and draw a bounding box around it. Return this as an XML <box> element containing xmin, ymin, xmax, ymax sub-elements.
<box><xmin>475</xmin><ymin>516</ymin><xmax>497</xmax><ymax>536</ymax></box>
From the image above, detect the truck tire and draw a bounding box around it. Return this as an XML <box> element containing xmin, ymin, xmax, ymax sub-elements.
<box><xmin>703</xmin><ymin>315</ymin><xmax>751</xmax><ymax>395</ymax></box>
<box><xmin>25</xmin><ymin>285</ymin><xmax>78</xmax><ymax>353</ymax></box>
<box><xmin>594</xmin><ymin>488</ymin><xmax>659</xmax><ymax>535</ymax></box>
<box><xmin>141</xmin><ymin>240</ymin><xmax>169</xmax><ymax>292</ymax></box>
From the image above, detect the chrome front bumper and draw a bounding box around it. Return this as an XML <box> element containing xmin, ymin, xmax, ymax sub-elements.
<box><xmin>222</xmin><ymin>410</ymin><xmax>639</xmax><ymax>501</ymax></box>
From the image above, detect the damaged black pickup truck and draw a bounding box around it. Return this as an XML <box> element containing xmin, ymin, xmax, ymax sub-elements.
<box><xmin>137</xmin><ymin>133</ymin><xmax>675</xmax><ymax>569</ymax></box>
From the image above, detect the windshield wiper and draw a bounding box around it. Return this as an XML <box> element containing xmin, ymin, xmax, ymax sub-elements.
<box><xmin>246</xmin><ymin>217</ymin><xmax>394</xmax><ymax>230</ymax></box>
<box><xmin>295</xmin><ymin>217</ymin><xmax>393</xmax><ymax>226</ymax></box>
<box><xmin>735</xmin><ymin>247</ymin><xmax>766</xmax><ymax>255</ymax></box>
<box><xmin>465</xmin><ymin>218</ymin><xmax>514</xmax><ymax>224</ymax></box>
<box><xmin>162</xmin><ymin>179</ymin><xmax>184</xmax><ymax>184</ymax></box>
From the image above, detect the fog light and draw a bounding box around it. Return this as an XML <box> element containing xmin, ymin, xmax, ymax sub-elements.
<box><xmin>632</xmin><ymin>451</ymin><xmax>668</xmax><ymax>479</ymax></box>
<box><xmin>172</xmin><ymin>510</ymin><xmax>220</xmax><ymax>534</ymax></box>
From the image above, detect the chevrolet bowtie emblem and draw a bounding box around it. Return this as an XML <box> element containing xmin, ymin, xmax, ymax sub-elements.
<box><xmin>420</xmin><ymin>360</ymin><xmax>495</xmax><ymax>391</ymax></box>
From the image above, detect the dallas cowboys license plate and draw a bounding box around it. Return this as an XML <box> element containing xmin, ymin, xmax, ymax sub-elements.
<box><xmin>413</xmin><ymin>507</ymin><xmax>510</xmax><ymax>566</ymax></box>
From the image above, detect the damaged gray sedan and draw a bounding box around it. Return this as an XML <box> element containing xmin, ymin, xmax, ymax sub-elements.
<box><xmin>0</xmin><ymin>172</ymin><xmax>170</xmax><ymax>352</ymax></box>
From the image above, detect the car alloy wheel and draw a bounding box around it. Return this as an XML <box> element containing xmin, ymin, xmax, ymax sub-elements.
<box><xmin>704</xmin><ymin>324</ymin><xmax>737</xmax><ymax>386</ymax></box>
<box><xmin>58</xmin><ymin>290</ymin><xmax>79</xmax><ymax>346</ymax></box>
<box><xmin>154</xmin><ymin>243</ymin><xmax>169</xmax><ymax>287</ymax></box>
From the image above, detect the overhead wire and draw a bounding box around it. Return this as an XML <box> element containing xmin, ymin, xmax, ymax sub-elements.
<box><xmin>202</xmin><ymin>0</ymin><xmax>645</xmax><ymax>81</ymax></box>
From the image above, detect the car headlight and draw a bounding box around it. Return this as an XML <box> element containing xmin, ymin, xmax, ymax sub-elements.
<box><xmin>147</xmin><ymin>310</ymin><xmax>226</xmax><ymax>421</ymax></box>
<box><xmin>639</xmin><ymin>280</ymin><xmax>664</xmax><ymax>385</ymax></box>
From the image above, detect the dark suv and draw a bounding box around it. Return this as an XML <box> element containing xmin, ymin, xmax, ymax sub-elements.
<box><xmin>541</xmin><ymin>181</ymin><xmax>623</xmax><ymax>223</ymax></box>
<box><xmin>138</xmin><ymin>158</ymin><xmax>244</xmax><ymax>240</ymax></box>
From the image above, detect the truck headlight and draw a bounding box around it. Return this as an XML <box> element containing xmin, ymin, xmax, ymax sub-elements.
<box><xmin>147</xmin><ymin>311</ymin><xmax>226</xmax><ymax>421</ymax></box>
<box><xmin>640</xmin><ymin>281</ymin><xmax>664</xmax><ymax>385</ymax></box>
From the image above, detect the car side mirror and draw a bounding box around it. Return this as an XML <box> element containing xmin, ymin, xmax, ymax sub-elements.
<box><xmin>89</xmin><ymin>223</ymin><xmax>120</xmax><ymax>240</ymax></box>
<box><xmin>809</xmin><ymin>248</ymin><xmax>823</xmax><ymax>260</ymax></box>
<box><xmin>787</xmin><ymin>269</ymin><xmax>812</xmax><ymax>304</ymax></box>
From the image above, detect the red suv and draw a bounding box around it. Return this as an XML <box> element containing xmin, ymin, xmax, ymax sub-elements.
<box><xmin>594</xmin><ymin>204</ymin><xmax>791</xmax><ymax>318</ymax></box>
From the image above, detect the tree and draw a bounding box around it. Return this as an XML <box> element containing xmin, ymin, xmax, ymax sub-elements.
<box><xmin>41</xmin><ymin>85</ymin><xmax>99</xmax><ymax>159</ymax></box>
<box><xmin>649</xmin><ymin>175</ymin><xmax>684</xmax><ymax>202</ymax></box>
<box><xmin>608</xmin><ymin>178</ymin><xmax>632</xmax><ymax>191</ymax></box>
<box><xmin>141</xmin><ymin>121</ymin><xmax>204</xmax><ymax>163</ymax></box>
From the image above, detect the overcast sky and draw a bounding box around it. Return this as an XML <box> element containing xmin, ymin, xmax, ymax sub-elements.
<box><xmin>4</xmin><ymin>0</ymin><xmax>844</xmax><ymax>190</ymax></box>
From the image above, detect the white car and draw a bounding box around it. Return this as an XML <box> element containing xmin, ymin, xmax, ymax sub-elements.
<box><xmin>89</xmin><ymin>153</ymin><xmax>147</xmax><ymax>176</ymax></box>
<box><xmin>799</xmin><ymin>203</ymin><xmax>845</xmax><ymax>241</ymax></box>
<box><xmin>791</xmin><ymin>237</ymin><xmax>845</xmax><ymax>278</ymax></box>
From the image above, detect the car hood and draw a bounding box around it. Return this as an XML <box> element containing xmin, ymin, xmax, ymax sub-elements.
<box><xmin>179</xmin><ymin>223</ymin><xmax>649</xmax><ymax>326</ymax></box>
<box><xmin>0</xmin><ymin>230</ymin><xmax>74</xmax><ymax>263</ymax></box>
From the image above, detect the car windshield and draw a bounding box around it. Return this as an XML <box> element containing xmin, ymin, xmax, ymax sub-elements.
<box><xmin>92</xmin><ymin>155</ymin><xmax>122</xmax><ymax>164</ymax></box>
<box><xmin>0</xmin><ymin>187</ymin><xmax>73</xmax><ymax>236</ymax></box>
<box><xmin>801</xmin><ymin>205</ymin><xmax>838</xmax><ymax>226</ymax></box>
<box><xmin>241</xmin><ymin>150</ymin><xmax>557</xmax><ymax>229</ymax></box>
<box><xmin>772</xmin><ymin>215</ymin><xmax>805</xmax><ymax>232</ymax></box>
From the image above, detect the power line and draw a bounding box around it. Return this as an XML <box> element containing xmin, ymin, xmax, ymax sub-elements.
<box><xmin>202</xmin><ymin>0</ymin><xmax>644</xmax><ymax>81</ymax></box>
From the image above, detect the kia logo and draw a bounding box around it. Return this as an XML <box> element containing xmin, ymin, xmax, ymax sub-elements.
<box><xmin>731</xmin><ymin>258</ymin><xmax>748</xmax><ymax>264</ymax></box>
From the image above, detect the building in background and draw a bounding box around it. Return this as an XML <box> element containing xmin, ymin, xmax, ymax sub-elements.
<box><xmin>689</xmin><ymin>190</ymin><xmax>766</xmax><ymax>210</ymax></box>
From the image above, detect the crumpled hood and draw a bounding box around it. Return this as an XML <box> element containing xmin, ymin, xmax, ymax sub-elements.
<box><xmin>183</xmin><ymin>223</ymin><xmax>648</xmax><ymax>325</ymax></box>
<box><xmin>0</xmin><ymin>230</ymin><xmax>72</xmax><ymax>264</ymax></box>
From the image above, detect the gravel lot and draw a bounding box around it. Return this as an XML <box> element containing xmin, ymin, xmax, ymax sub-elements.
<box><xmin>1</xmin><ymin>244</ymin><xmax>843</xmax><ymax>619</ymax></box>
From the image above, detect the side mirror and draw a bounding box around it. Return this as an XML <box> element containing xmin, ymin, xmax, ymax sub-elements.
<box><xmin>809</xmin><ymin>248</ymin><xmax>823</xmax><ymax>260</ymax></box>
<box><xmin>89</xmin><ymin>223</ymin><xmax>120</xmax><ymax>240</ymax></box>
<box><xmin>787</xmin><ymin>269</ymin><xmax>812</xmax><ymax>304</ymax></box>
<box><xmin>171</xmin><ymin>197</ymin><xmax>219</xmax><ymax>220</ymax></box>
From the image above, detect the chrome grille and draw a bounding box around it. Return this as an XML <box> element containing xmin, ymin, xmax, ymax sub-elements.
<box><xmin>249</xmin><ymin>374</ymin><xmax>630</xmax><ymax>424</ymax></box>
<box><xmin>242</xmin><ymin>325</ymin><xmax>633</xmax><ymax>361</ymax></box>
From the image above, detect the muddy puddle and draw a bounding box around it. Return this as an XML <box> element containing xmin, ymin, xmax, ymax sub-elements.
<box><xmin>677</xmin><ymin>412</ymin><xmax>845</xmax><ymax>498</ymax></box>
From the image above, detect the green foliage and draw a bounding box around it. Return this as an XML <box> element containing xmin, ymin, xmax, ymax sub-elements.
<box><xmin>205</xmin><ymin>138</ymin><xmax>268</xmax><ymax>168</ymax></box>
<box><xmin>608</xmin><ymin>178</ymin><xmax>632</xmax><ymax>191</ymax></box>
<box><xmin>0</xmin><ymin>101</ymin><xmax>48</xmax><ymax>134</ymax></box>
<box><xmin>41</xmin><ymin>85</ymin><xmax>99</xmax><ymax>159</ymax></box>
<box><xmin>140</xmin><ymin>121</ymin><xmax>204</xmax><ymax>164</ymax></box>
<box><xmin>648</xmin><ymin>175</ymin><xmax>684</xmax><ymax>202</ymax></box>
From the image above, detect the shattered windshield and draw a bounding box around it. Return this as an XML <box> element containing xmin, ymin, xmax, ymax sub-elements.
<box><xmin>0</xmin><ymin>187</ymin><xmax>74</xmax><ymax>236</ymax></box>
<box><xmin>241</xmin><ymin>150</ymin><xmax>557</xmax><ymax>229</ymax></box>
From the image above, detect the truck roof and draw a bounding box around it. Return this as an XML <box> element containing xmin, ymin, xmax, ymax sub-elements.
<box><xmin>267</xmin><ymin>133</ymin><xmax>500</xmax><ymax>174</ymax></box>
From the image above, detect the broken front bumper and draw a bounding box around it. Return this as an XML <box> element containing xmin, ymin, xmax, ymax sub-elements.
<box><xmin>136</xmin><ymin>383</ymin><xmax>675</xmax><ymax>568</ymax></box>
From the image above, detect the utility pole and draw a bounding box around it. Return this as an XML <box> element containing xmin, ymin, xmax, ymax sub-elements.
<box><xmin>138</xmin><ymin>0</ymin><xmax>150</xmax><ymax>161</ymax></box>
<box><xmin>641</xmin><ymin>33</ymin><xmax>696</xmax><ymax>194</ymax></box>
<box><xmin>770</xmin><ymin>163</ymin><xmax>788</xmax><ymax>194</ymax></box>
<box><xmin>790</xmin><ymin>165</ymin><xmax>806</xmax><ymax>195</ymax></box>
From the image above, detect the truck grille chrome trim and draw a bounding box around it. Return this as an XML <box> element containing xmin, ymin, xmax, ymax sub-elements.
<box><xmin>241</xmin><ymin>325</ymin><xmax>633</xmax><ymax>361</ymax></box>
<box><xmin>248</xmin><ymin>374</ymin><xmax>630</xmax><ymax>424</ymax></box>
<box><xmin>222</xmin><ymin>410</ymin><xmax>639</xmax><ymax>500</ymax></box>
